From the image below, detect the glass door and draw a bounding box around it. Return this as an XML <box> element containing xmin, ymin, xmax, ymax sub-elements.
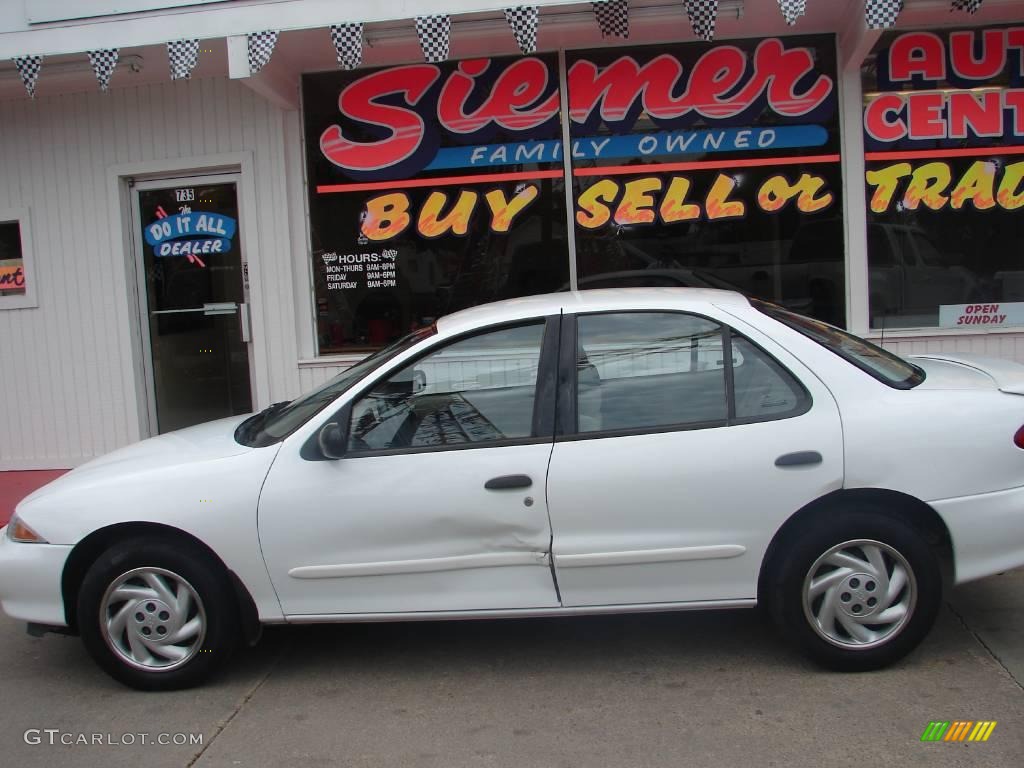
<box><xmin>133</xmin><ymin>176</ymin><xmax>253</xmax><ymax>433</ymax></box>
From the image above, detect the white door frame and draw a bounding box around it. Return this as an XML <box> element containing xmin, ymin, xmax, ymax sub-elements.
<box><xmin>109</xmin><ymin>152</ymin><xmax>264</xmax><ymax>441</ymax></box>
<box><xmin>129</xmin><ymin>172</ymin><xmax>255</xmax><ymax>436</ymax></box>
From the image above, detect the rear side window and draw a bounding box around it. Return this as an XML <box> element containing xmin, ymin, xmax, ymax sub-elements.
<box><xmin>576</xmin><ymin>313</ymin><xmax>727</xmax><ymax>433</ymax></box>
<box><xmin>573</xmin><ymin>312</ymin><xmax>808</xmax><ymax>435</ymax></box>
<box><xmin>753</xmin><ymin>301</ymin><xmax>924</xmax><ymax>389</ymax></box>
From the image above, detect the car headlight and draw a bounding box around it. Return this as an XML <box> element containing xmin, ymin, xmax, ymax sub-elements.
<box><xmin>6</xmin><ymin>514</ymin><xmax>48</xmax><ymax>544</ymax></box>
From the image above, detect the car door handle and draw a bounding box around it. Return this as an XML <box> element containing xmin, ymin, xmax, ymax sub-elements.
<box><xmin>484</xmin><ymin>474</ymin><xmax>533</xmax><ymax>490</ymax></box>
<box><xmin>775</xmin><ymin>451</ymin><xmax>823</xmax><ymax>468</ymax></box>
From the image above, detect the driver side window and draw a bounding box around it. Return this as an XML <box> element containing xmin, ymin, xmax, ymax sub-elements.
<box><xmin>348</xmin><ymin>322</ymin><xmax>546</xmax><ymax>452</ymax></box>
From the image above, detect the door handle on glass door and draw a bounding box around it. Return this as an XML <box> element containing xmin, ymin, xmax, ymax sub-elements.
<box><xmin>774</xmin><ymin>451</ymin><xmax>822</xmax><ymax>468</ymax></box>
<box><xmin>484</xmin><ymin>475</ymin><xmax>533</xmax><ymax>490</ymax></box>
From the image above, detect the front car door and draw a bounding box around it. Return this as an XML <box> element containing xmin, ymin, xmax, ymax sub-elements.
<box><xmin>546</xmin><ymin>308</ymin><xmax>844</xmax><ymax>607</ymax></box>
<box><xmin>258</xmin><ymin>318</ymin><xmax>561</xmax><ymax>616</ymax></box>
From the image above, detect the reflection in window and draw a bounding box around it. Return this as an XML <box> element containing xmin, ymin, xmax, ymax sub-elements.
<box><xmin>756</xmin><ymin>301</ymin><xmax>923</xmax><ymax>389</ymax></box>
<box><xmin>348</xmin><ymin>323</ymin><xmax>545</xmax><ymax>451</ymax></box>
<box><xmin>567</xmin><ymin>36</ymin><xmax>845</xmax><ymax>329</ymax></box>
<box><xmin>302</xmin><ymin>56</ymin><xmax>569</xmax><ymax>356</ymax></box>
<box><xmin>576</xmin><ymin>313</ymin><xmax>728</xmax><ymax>432</ymax></box>
<box><xmin>861</xmin><ymin>27</ymin><xmax>1019</xmax><ymax>329</ymax></box>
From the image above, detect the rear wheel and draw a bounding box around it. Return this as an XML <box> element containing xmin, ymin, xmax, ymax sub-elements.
<box><xmin>78</xmin><ymin>537</ymin><xmax>237</xmax><ymax>690</ymax></box>
<box><xmin>768</xmin><ymin>512</ymin><xmax>942</xmax><ymax>671</ymax></box>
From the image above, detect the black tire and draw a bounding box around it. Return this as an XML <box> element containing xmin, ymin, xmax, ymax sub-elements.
<box><xmin>77</xmin><ymin>537</ymin><xmax>238</xmax><ymax>690</ymax></box>
<box><xmin>767</xmin><ymin>511</ymin><xmax>942</xmax><ymax>671</ymax></box>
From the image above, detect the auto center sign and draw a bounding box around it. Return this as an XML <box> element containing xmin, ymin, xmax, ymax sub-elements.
<box><xmin>864</xmin><ymin>26</ymin><xmax>1024</xmax><ymax>215</ymax></box>
<box><xmin>939</xmin><ymin>303</ymin><xmax>1024</xmax><ymax>328</ymax></box>
<box><xmin>864</xmin><ymin>27</ymin><xmax>1024</xmax><ymax>147</ymax></box>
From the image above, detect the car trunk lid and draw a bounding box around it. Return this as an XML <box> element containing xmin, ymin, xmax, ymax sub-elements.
<box><xmin>909</xmin><ymin>353</ymin><xmax>1024</xmax><ymax>394</ymax></box>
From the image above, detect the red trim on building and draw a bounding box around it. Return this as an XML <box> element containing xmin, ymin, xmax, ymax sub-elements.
<box><xmin>0</xmin><ymin>471</ymin><xmax>68</xmax><ymax>526</ymax></box>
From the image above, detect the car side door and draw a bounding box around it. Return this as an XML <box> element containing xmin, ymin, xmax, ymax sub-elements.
<box><xmin>258</xmin><ymin>317</ymin><xmax>561</xmax><ymax>617</ymax></box>
<box><xmin>546</xmin><ymin>309</ymin><xmax>844</xmax><ymax>607</ymax></box>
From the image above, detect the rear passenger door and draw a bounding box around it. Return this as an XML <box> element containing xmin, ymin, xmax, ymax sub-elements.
<box><xmin>546</xmin><ymin>310</ymin><xmax>843</xmax><ymax>607</ymax></box>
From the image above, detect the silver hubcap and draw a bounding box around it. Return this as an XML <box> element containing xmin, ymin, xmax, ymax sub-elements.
<box><xmin>99</xmin><ymin>567</ymin><xmax>206</xmax><ymax>671</ymax></box>
<box><xmin>802</xmin><ymin>539</ymin><xmax>917</xmax><ymax>650</ymax></box>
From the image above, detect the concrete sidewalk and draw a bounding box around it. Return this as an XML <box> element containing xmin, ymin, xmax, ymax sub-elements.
<box><xmin>0</xmin><ymin>569</ymin><xmax>1021</xmax><ymax>767</ymax></box>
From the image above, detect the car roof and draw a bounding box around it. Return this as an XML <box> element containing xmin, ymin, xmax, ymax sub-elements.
<box><xmin>436</xmin><ymin>288</ymin><xmax>751</xmax><ymax>336</ymax></box>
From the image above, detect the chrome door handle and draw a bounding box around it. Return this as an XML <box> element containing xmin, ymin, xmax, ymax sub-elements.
<box><xmin>775</xmin><ymin>451</ymin><xmax>822</xmax><ymax>467</ymax></box>
<box><xmin>484</xmin><ymin>474</ymin><xmax>533</xmax><ymax>490</ymax></box>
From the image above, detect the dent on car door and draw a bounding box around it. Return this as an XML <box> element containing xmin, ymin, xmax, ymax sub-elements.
<box><xmin>257</xmin><ymin>317</ymin><xmax>562</xmax><ymax>616</ymax></box>
<box><xmin>546</xmin><ymin>310</ymin><xmax>844</xmax><ymax>608</ymax></box>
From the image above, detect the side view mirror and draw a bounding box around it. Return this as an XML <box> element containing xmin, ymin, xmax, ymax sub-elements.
<box><xmin>317</xmin><ymin>421</ymin><xmax>347</xmax><ymax>460</ymax></box>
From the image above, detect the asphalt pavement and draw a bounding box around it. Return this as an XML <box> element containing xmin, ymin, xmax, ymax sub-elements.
<box><xmin>2</xmin><ymin>569</ymin><xmax>1022</xmax><ymax>768</ymax></box>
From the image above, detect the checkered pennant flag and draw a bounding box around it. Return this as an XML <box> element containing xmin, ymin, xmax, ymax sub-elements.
<box><xmin>415</xmin><ymin>15</ymin><xmax>451</xmax><ymax>63</ymax></box>
<box><xmin>865</xmin><ymin>0</ymin><xmax>904</xmax><ymax>29</ymax></box>
<box><xmin>13</xmin><ymin>55</ymin><xmax>42</xmax><ymax>98</ymax></box>
<box><xmin>167</xmin><ymin>39</ymin><xmax>200</xmax><ymax>80</ymax></box>
<box><xmin>592</xmin><ymin>1</ymin><xmax>629</xmax><ymax>38</ymax></box>
<box><xmin>88</xmin><ymin>49</ymin><xmax>119</xmax><ymax>92</ymax></box>
<box><xmin>503</xmin><ymin>7</ymin><xmax>539</xmax><ymax>55</ymax></box>
<box><xmin>330</xmin><ymin>23</ymin><xmax>363</xmax><ymax>70</ymax></box>
<box><xmin>952</xmin><ymin>0</ymin><xmax>984</xmax><ymax>13</ymax></box>
<box><xmin>684</xmin><ymin>0</ymin><xmax>718</xmax><ymax>42</ymax></box>
<box><xmin>247</xmin><ymin>30</ymin><xmax>278</xmax><ymax>74</ymax></box>
<box><xmin>777</xmin><ymin>0</ymin><xmax>807</xmax><ymax>26</ymax></box>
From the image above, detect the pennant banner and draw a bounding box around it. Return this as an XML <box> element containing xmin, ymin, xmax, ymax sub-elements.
<box><xmin>777</xmin><ymin>0</ymin><xmax>807</xmax><ymax>26</ymax></box>
<box><xmin>592</xmin><ymin>0</ymin><xmax>629</xmax><ymax>38</ymax></box>
<box><xmin>330</xmin><ymin>23</ymin><xmax>363</xmax><ymax>70</ymax></box>
<box><xmin>88</xmin><ymin>49</ymin><xmax>119</xmax><ymax>92</ymax></box>
<box><xmin>415</xmin><ymin>15</ymin><xmax>451</xmax><ymax>63</ymax></box>
<box><xmin>503</xmin><ymin>6</ymin><xmax>539</xmax><ymax>55</ymax></box>
<box><xmin>684</xmin><ymin>0</ymin><xmax>718</xmax><ymax>42</ymax></box>
<box><xmin>13</xmin><ymin>55</ymin><xmax>42</xmax><ymax>98</ymax></box>
<box><xmin>951</xmin><ymin>0</ymin><xmax>983</xmax><ymax>12</ymax></box>
<box><xmin>865</xmin><ymin>0</ymin><xmax>903</xmax><ymax>29</ymax></box>
<box><xmin>247</xmin><ymin>30</ymin><xmax>278</xmax><ymax>74</ymax></box>
<box><xmin>167</xmin><ymin>39</ymin><xmax>199</xmax><ymax>80</ymax></box>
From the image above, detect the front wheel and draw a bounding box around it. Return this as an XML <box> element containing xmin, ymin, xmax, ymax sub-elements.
<box><xmin>78</xmin><ymin>537</ymin><xmax>238</xmax><ymax>690</ymax></box>
<box><xmin>768</xmin><ymin>513</ymin><xmax>942</xmax><ymax>671</ymax></box>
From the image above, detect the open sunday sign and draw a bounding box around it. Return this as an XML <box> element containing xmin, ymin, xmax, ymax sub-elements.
<box><xmin>939</xmin><ymin>303</ymin><xmax>1024</xmax><ymax>328</ymax></box>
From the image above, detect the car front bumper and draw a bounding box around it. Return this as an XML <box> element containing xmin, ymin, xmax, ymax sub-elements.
<box><xmin>932</xmin><ymin>485</ymin><xmax>1024</xmax><ymax>584</ymax></box>
<box><xmin>0</xmin><ymin>528</ymin><xmax>71</xmax><ymax>627</ymax></box>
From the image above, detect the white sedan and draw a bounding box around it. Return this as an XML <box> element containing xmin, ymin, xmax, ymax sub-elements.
<box><xmin>3</xmin><ymin>289</ymin><xmax>1024</xmax><ymax>690</ymax></box>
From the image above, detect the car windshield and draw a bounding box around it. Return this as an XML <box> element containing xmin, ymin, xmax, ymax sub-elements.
<box><xmin>753</xmin><ymin>301</ymin><xmax>925</xmax><ymax>390</ymax></box>
<box><xmin>235</xmin><ymin>325</ymin><xmax>436</xmax><ymax>447</ymax></box>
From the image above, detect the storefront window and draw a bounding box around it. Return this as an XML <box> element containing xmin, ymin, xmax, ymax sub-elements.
<box><xmin>302</xmin><ymin>54</ymin><xmax>569</xmax><ymax>355</ymax></box>
<box><xmin>862</xmin><ymin>25</ymin><xmax>1024</xmax><ymax>329</ymax></box>
<box><xmin>302</xmin><ymin>36</ymin><xmax>847</xmax><ymax>355</ymax></box>
<box><xmin>0</xmin><ymin>220</ymin><xmax>26</xmax><ymax>298</ymax></box>
<box><xmin>567</xmin><ymin>35</ymin><xmax>846</xmax><ymax>327</ymax></box>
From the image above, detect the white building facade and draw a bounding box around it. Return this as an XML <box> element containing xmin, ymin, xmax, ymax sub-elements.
<box><xmin>0</xmin><ymin>0</ymin><xmax>1022</xmax><ymax>469</ymax></box>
